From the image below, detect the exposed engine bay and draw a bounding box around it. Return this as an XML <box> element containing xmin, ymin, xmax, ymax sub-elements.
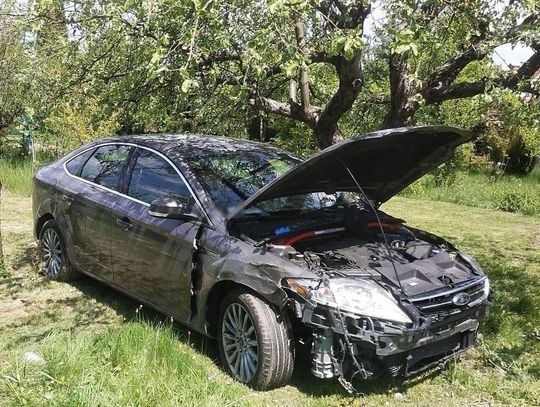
<box><xmin>231</xmin><ymin>203</ymin><xmax>490</xmax><ymax>389</ymax></box>
<box><xmin>233</xmin><ymin>204</ymin><xmax>482</xmax><ymax>296</ymax></box>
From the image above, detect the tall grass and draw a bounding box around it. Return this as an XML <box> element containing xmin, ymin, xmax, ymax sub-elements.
<box><xmin>401</xmin><ymin>169</ymin><xmax>540</xmax><ymax>217</ymax></box>
<box><xmin>0</xmin><ymin>158</ymin><xmax>34</xmax><ymax>196</ymax></box>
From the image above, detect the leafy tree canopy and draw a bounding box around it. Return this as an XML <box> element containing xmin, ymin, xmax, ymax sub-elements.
<box><xmin>0</xmin><ymin>0</ymin><xmax>539</xmax><ymax>164</ymax></box>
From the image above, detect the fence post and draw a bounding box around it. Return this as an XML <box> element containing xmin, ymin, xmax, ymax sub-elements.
<box><xmin>0</xmin><ymin>179</ymin><xmax>4</xmax><ymax>270</ymax></box>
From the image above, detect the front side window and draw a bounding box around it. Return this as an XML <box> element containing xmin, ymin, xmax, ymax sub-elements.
<box><xmin>80</xmin><ymin>145</ymin><xmax>131</xmax><ymax>191</ymax></box>
<box><xmin>127</xmin><ymin>149</ymin><xmax>191</xmax><ymax>204</ymax></box>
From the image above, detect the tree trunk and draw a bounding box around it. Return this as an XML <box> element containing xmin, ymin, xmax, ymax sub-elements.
<box><xmin>382</xmin><ymin>53</ymin><xmax>417</xmax><ymax>129</ymax></box>
<box><xmin>314</xmin><ymin>121</ymin><xmax>344</xmax><ymax>149</ymax></box>
<box><xmin>314</xmin><ymin>55</ymin><xmax>363</xmax><ymax>148</ymax></box>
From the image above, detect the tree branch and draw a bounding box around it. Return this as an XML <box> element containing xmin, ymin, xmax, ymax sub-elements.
<box><xmin>248</xmin><ymin>94</ymin><xmax>320</xmax><ymax>126</ymax></box>
<box><xmin>423</xmin><ymin>20</ymin><xmax>490</xmax><ymax>90</ymax></box>
<box><xmin>423</xmin><ymin>12</ymin><xmax>539</xmax><ymax>94</ymax></box>
<box><xmin>423</xmin><ymin>48</ymin><xmax>540</xmax><ymax>103</ymax></box>
<box><xmin>315</xmin><ymin>54</ymin><xmax>363</xmax><ymax>146</ymax></box>
<box><xmin>382</xmin><ymin>53</ymin><xmax>416</xmax><ymax>128</ymax></box>
<box><xmin>315</xmin><ymin>0</ymin><xmax>371</xmax><ymax>29</ymax></box>
<box><xmin>294</xmin><ymin>16</ymin><xmax>310</xmax><ymax>110</ymax></box>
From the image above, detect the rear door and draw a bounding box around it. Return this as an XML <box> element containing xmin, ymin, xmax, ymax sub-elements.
<box><xmin>69</xmin><ymin>144</ymin><xmax>133</xmax><ymax>282</ymax></box>
<box><xmin>110</xmin><ymin>147</ymin><xmax>204</xmax><ymax>321</ymax></box>
<box><xmin>60</xmin><ymin>148</ymin><xmax>96</xmax><ymax>263</ymax></box>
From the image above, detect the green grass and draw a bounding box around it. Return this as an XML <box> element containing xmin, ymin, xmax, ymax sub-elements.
<box><xmin>1</xmin><ymin>191</ymin><xmax>539</xmax><ymax>406</ymax></box>
<box><xmin>0</xmin><ymin>158</ymin><xmax>34</xmax><ymax>196</ymax></box>
<box><xmin>401</xmin><ymin>168</ymin><xmax>540</xmax><ymax>217</ymax></box>
<box><xmin>4</xmin><ymin>323</ymin><xmax>248</xmax><ymax>406</ymax></box>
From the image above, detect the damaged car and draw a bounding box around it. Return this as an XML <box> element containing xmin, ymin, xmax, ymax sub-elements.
<box><xmin>33</xmin><ymin>125</ymin><xmax>491</xmax><ymax>391</ymax></box>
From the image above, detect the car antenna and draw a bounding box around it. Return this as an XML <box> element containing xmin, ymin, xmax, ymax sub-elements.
<box><xmin>340</xmin><ymin>161</ymin><xmax>404</xmax><ymax>292</ymax></box>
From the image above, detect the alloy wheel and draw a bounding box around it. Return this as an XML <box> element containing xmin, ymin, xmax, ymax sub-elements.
<box><xmin>42</xmin><ymin>228</ymin><xmax>62</xmax><ymax>278</ymax></box>
<box><xmin>221</xmin><ymin>303</ymin><xmax>259</xmax><ymax>383</ymax></box>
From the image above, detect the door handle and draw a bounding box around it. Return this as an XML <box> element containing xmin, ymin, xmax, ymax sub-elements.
<box><xmin>115</xmin><ymin>217</ymin><xmax>133</xmax><ymax>231</ymax></box>
<box><xmin>61</xmin><ymin>193</ymin><xmax>74</xmax><ymax>205</ymax></box>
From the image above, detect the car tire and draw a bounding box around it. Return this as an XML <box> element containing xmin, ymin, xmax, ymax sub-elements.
<box><xmin>39</xmin><ymin>219</ymin><xmax>80</xmax><ymax>281</ymax></box>
<box><xmin>218</xmin><ymin>289</ymin><xmax>295</xmax><ymax>390</ymax></box>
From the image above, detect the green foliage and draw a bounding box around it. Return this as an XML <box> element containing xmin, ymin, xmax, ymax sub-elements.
<box><xmin>270</xmin><ymin>120</ymin><xmax>318</xmax><ymax>157</ymax></box>
<box><xmin>414</xmin><ymin>68</ymin><xmax>540</xmax><ymax>176</ymax></box>
<box><xmin>0</xmin><ymin>0</ymin><xmax>538</xmax><ymax>178</ymax></box>
<box><xmin>492</xmin><ymin>186</ymin><xmax>538</xmax><ymax>214</ymax></box>
<box><xmin>478</xmin><ymin>90</ymin><xmax>540</xmax><ymax>175</ymax></box>
<box><xmin>41</xmin><ymin>97</ymin><xmax>121</xmax><ymax>154</ymax></box>
<box><xmin>0</xmin><ymin>2</ymin><xmax>33</xmax><ymax>132</ymax></box>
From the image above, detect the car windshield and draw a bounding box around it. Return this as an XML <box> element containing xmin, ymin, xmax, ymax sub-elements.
<box><xmin>184</xmin><ymin>147</ymin><xmax>300</xmax><ymax>214</ymax></box>
<box><xmin>185</xmin><ymin>146</ymin><xmax>365</xmax><ymax>216</ymax></box>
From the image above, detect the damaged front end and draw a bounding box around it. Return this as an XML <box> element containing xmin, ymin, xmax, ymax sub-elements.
<box><xmin>231</xmin><ymin>205</ymin><xmax>491</xmax><ymax>389</ymax></box>
<box><xmin>281</xmin><ymin>261</ymin><xmax>490</xmax><ymax>386</ymax></box>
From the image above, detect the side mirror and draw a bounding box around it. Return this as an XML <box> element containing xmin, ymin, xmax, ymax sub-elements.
<box><xmin>148</xmin><ymin>196</ymin><xmax>199</xmax><ymax>221</ymax></box>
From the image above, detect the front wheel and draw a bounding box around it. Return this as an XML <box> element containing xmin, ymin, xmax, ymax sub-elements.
<box><xmin>39</xmin><ymin>219</ymin><xmax>80</xmax><ymax>281</ymax></box>
<box><xmin>218</xmin><ymin>290</ymin><xmax>295</xmax><ymax>390</ymax></box>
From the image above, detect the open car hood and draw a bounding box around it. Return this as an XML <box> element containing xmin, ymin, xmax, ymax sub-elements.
<box><xmin>229</xmin><ymin>126</ymin><xmax>472</xmax><ymax>218</ymax></box>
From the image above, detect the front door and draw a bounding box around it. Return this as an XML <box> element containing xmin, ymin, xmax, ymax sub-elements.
<box><xmin>111</xmin><ymin>148</ymin><xmax>203</xmax><ymax>322</ymax></box>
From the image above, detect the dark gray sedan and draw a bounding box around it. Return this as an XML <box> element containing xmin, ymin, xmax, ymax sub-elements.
<box><xmin>33</xmin><ymin>126</ymin><xmax>490</xmax><ymax>390</ymax></box>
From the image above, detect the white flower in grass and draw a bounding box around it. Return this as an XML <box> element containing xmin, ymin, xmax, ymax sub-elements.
<box><xmin>23</xmin><ymin>351</ymin><xmax>45</xmax><ymax>365</ymax></box>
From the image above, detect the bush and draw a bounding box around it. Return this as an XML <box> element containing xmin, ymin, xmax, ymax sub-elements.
<box><xmin>492</xmin><ymin>187</ymin><xmax>539</xmax><ymax>215</ymax></box>
<box><xmin>506</xmin><ymin>137</ymin><xmax>538</xmax><ymax>175</ymax></box>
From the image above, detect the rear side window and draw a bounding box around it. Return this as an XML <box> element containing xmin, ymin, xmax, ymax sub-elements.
<box><xmin>80</xmin><ymin>145</ymin><xmax>131</xmax><ymax>191</ymax></box>
<box><xmin>65</xmin><ymin>149</ymin><xmax>94</xmax><ymax>176</ymax></box>
<box><xmin>127</xmin><ymin>149</ymin><xmax>191</xmax><ymax>204</ymax></box>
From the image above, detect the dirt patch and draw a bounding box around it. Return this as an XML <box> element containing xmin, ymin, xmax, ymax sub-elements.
<box><xmin>0</xmin><ymin>298</ymin><xmax>31</xmax><ymax>325</ymax></box>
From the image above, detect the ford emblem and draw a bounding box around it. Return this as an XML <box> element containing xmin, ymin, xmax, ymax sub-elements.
<box><xmin>452</xmin><ymin>292</ymin><xmax>470</xmax><ymax>306</ymax></box>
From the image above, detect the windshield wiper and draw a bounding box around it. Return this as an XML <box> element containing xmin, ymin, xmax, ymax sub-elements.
<box><xmin>297</xmin><ymin>205</ymin><xmax>345</xmax><ymax>216</ymax></box>
<box><xmin>234</xmin><ymin>211</ymin><xmax>269</xmax><ymax>219</ymax></box>
<box><xmin>219</xmin><ymin>176</ymin><xmax>249</xmax><ymax>200</ymax></box>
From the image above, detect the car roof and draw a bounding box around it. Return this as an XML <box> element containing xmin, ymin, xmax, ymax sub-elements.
<box><xmin>96</xmin><ymin>133</ymin><xmax>292</xmax><ymax>158</ymax></box>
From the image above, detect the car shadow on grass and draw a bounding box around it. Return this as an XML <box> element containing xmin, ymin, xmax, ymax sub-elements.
<box><xmin>68</xmin><ymin>273</ymin><xmax>219</xmax><ymax>356</ymax></box>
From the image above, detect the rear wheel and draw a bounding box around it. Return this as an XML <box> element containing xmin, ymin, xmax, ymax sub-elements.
<box><xmin>39</xmin><ymin>219</ymin><xmax>80</xmax><ymax>281</ymax></box>
<box><xmin>218</xmin><ymin>290</ymin><xmax>295</xmax><ymax>390</ymax></box>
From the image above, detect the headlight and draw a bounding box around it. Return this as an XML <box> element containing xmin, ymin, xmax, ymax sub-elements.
<box><xmin>285</xmin><ymin>278</ymin><xmax>412</xmax><ymax>325</ymax></box>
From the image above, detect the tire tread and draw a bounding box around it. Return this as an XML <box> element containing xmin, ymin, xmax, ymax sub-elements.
<box><xmin>218</xmin><ymin>289</ymin><xmax>294</xmax><ymax>390</ymax></box>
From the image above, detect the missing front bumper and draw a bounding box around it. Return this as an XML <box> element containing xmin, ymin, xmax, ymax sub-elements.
<box><xmin>306</xmin><ymin>303</ymin><xmax>489</xmax><ymax>381</ymax></box>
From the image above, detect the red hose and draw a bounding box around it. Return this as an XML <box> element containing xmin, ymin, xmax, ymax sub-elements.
<box><xmin>367</xmin><ymin>222</ymin><xmax>400</xmax><ymax>231</ymax></box>
<box><xmin>280</xmin><ymin>231</ymin><xmax>316</xmax><ymax>246</ymax></box>
<box><xmin>275</xmin><ymin>223</ymin><xmax>398</xmax><ymax>246</ymax></box>
<box><xmin>277</xmin><ymin>227</ymin><xmax>345</xmax><ymax>246</ymax></box>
